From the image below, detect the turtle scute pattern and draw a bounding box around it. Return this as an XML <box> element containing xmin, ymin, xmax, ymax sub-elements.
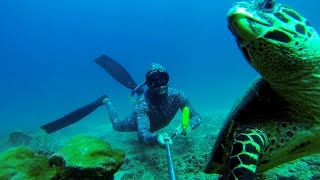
<box><xmin>204</xmin><ymin>1</ymin><xmax>320</xmax><ymax>179</ymax></box>
<box><xmin>227</xmin><ymin>129</ymin><xmax>267</xmax><ymax>179</ymax></box>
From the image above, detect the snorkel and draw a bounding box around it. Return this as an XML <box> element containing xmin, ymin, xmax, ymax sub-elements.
<box><xmin>130</xmin><ymin>63</ymin><xmax>169</xmax><ymax>97</ymax></box>
<box><xmin>130</xmin><ymin>81</ymin><xmax>146</xmax><ymax>97</ymax></box>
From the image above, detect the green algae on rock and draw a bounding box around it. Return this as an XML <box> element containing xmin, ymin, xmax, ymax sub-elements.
<box><xmin>50</xmin><ymin>134</ymin><xmax>125</xmax><ymax>179</ymax></box>
<box><xmin>0</xmin><ymin>146</ymin><xmax>62</xmax><ymax>180</ymax></box>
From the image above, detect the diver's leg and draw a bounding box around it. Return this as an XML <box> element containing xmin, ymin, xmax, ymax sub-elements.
<box><xmin>225</xmin><ymin>129</ymin><xmax>268</xmax><ymax>180</ymax></box>
<box><xmin>103</xmin><ymin>98</ymin><xmax>136</xmax><ymax>132</ymax></box>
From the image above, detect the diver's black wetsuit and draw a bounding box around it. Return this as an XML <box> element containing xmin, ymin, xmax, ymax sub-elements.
<box><xmin>104</xmin><ymin>87</ymin><xmax>201</xmax><ymax>145</ymax></box>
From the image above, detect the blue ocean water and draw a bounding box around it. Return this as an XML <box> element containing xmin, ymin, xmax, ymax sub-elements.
<box><xmin>0</xmin><ymin>0</ymin><xmax>319</xmax><ymax>136</ymax></box>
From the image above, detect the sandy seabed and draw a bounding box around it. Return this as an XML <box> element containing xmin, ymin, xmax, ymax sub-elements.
<box><xmin>0</xmin><ymin>109</ymin><xmax>319</xmax><ymax>180</ymax></box>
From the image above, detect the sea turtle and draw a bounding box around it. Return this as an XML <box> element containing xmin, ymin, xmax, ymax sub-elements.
<box><xmin>204</xmin><ymin>0</ymin><xmax>320</xmax><ymax>179</ymax></box>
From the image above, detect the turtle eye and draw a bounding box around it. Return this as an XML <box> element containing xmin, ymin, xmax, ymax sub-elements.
<box><xmin>256</xmin><ymin>0</ymin><xmax>278</xmax><ymax>12</ymax></box>
<box><xmin>264</xmin><ymin>1</ymin><xmax>274</xmax><ymax>9</ymax></box>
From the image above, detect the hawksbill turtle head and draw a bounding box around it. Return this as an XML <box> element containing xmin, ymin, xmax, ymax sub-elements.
<box><xmin>227</xmin><ymin>0</ymin><xmax>320</xmax><ymax>85</ymax></box>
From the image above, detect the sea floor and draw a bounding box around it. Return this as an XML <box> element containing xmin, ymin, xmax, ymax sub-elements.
<box><xmin>0</xmin><ymin>109</ymin><xmax>320</xmax><ymax>179</ymax></box>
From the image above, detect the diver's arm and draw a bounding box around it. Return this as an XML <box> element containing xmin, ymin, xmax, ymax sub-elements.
<box><xmin>180</xmin><ymin>92</ymin><xmax>201</xmax><ymax>129</ymax></box>
<box><xmin>135</xmin><ymin>111</ymin><xmax>158</xmax><ymax>145</ymax></box>
<box><xmin>187</xmin><ymin>103</ymin><xmax>201</xmax><ymax>129</ymax></box>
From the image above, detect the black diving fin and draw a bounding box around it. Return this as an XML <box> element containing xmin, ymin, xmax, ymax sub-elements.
<box><xmin>40</xmin><ymin>95</ymin><xmax>107</xmax><ymax>134</ymax></box>
<box><xmin>94</xmin><ymin>54</ymin><xmax>144</xmax><ymax>95</ymax></box>
<box><xmin>40</xmin><ymin>54</ymin><xmax>144</xmax><ymax>134</ymax></box>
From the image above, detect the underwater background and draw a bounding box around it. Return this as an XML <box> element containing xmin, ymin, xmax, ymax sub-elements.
<box><xmin>0</xmin><ymin>0</ymin><xmax>319</xmax><ymax>136</ymax></box>
<box><xmin>0</xmin><ymin>0</ymin><xmax>320</xmax><ymax>179</ymax></box>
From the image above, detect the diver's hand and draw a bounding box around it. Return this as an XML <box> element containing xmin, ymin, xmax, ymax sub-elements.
<box><xmin>157</xmin><ymin>133</ymin><xmax>173</xmax><ymax>148</ymax></box>
<box><xmin>175</xmin><ymin>124</ymin><xmax>192</xmax><ymax>136</ymax></box>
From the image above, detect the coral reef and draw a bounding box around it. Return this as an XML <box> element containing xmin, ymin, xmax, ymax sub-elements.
<box><xmin>50</xmin><ymin>134</ymin><xmax>125</xmax><ymax>179</ymax></box>
<box><xmin>0</xmin><ymin>134</ymin><xmax>125</xmax><ymax>180</ymax></box>
<box><xmin>8</xmin><ymin>131</ymin><xmax>32</xmax><ymax>146</ymax></box>
<box><xmin>0</xmin><ymin>146</ymin><xmax>63</xmax><ymax>180</ymax></box>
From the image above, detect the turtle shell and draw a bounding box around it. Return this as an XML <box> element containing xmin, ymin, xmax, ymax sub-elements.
<box><xmin>204</xmin><ymin>78</ymin><xmax>289</xmax><ymax>174</ymax></box>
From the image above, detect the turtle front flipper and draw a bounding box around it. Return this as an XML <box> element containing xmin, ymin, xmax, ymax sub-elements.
<box><xmin>224</xmin><ymin>129</ymin><xmax>268</xmax><ymax>179</ymax></box>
